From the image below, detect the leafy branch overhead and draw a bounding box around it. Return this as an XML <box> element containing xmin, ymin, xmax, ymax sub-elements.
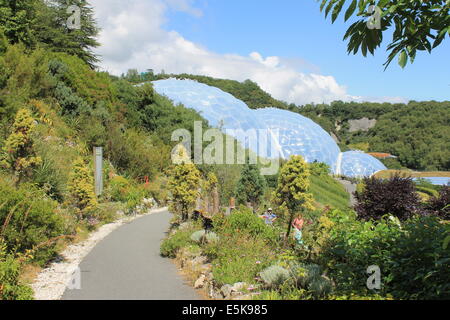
<box><xmin>318</xmin><ymin>0</ymin><xmax>450</xmax><ymax>68</ymax></box>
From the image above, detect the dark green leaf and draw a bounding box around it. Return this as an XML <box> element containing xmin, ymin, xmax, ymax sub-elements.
<box><xmin>345</xmin><ymin>0</ymin><xmax>358</xmax><ymax>21</ymax></box>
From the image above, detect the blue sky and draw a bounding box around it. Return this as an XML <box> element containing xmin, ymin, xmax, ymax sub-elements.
<box><xmin>92</xmin><ymin>0</ymin><xmax>449</xmax><ymax>104</ymax></box>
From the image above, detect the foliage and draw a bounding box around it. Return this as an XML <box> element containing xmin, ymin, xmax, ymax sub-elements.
<box><xmin>0</xmin><ymin>0</ymin><xmax>38</xmax><ymax>47</ymax></box>
<box><xmin>318</xmin><ymin>0</ymin><xmax>450</xmax><ymax>68</ymax></box>
<box><xmin>160</xmin><ymin>225</ymin><xmax>198</xmax><ymax>258</ymax></box>
<box><xmin>235</xmin><ymin>163</ymin><xmax>266</xmax><ymax>208</ymax></box>
<box><xmin>0</xmin><ymin>177</ymin><xmax>67</xmax><ymax>265</ymax></box>
<box><xmin>34</xmin><ymin>0</ymin><xmax>100</xmax><ymax>68</ymax></box>
<box><xmin>0</xmin><ymin>0</ymin><xmax>100</xmax><ymax>68</ymax></box>
<box><xmin>67</xmin><ymin>158</ymin><xmax>98</xmax><ymax>219</ymax></box>
<box><xmin>259</xmin><ymin>265</ymin><xmax>290</xmax><ymax>288</ymax></box>
<box><xmin>212</xmin><ymin>207</ymin><xmax>279</xmax><ymax>245</ymax></box>
<box><xmin>0</xmin><ymin>108</ymin><xmax>42</xmax><ymax>182</ymax></box>
<box><xmin>425</xmin><ymin>185</ymin><xmax>450</xmax><ymax>220</ymax></box>
<box><xmin>354</xmin><ymin>175</ymin><xmax>421</xmax><ymax>221</ymax></box>
<box><xmin>273</xmin><ymin>155</ymin><xmax>314</xmax><ymax>237</ymax></box>
<box><xmin>167</xmin><ymin>162</ymin><xmax>201</xmax><ymax>221</ymax></box>
<box><xmin>190</xmin><ymin>230</ymin><xmax>206</xmax><ymax>243</ymax></box>
<box><xmin>307</xmin><ymin>209</ymin><xmax>450</xmax><ymax>299</ymax></box>
<box><xmin>190</xmin><ymin>230</ymin><xmax>219</xmax><ymax>244</ymax></box>
<box><xmin>0</xmin><ymin>241</ymin><xmax>34</xmax><ymax>300</ymax></box>
<box><xmin>309</xmin><ymin>167</ymin><xmax>350</xmax><ymax>210</ymax></box>
<box><xmin>300</xmin><ymin>100</ymin><xmax>450</xmax><ymax>171</ymax></box>
<box><xmin>205</xmin><ymin>233</ymin><xmax>277</xmax><ymax>286</ymax></box>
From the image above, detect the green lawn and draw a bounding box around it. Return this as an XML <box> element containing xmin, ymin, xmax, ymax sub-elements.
<box><xmin>310</xmin><ymin>174</ymin><xmax>350</xmax><ymax>210</ymax></box>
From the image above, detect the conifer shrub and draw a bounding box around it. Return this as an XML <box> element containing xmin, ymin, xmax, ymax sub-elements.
<box><xmin>67</xmin><ymin>158</ymin><xmax>98</xmax><ymax>219</ymax></box>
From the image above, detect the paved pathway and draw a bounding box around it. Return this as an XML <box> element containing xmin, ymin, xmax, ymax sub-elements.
<box><xmin>62</xmin><ymin>210</ymin><xmax>199</xmax><ymax>300</ymax></box>
<box><xmin>337</xmin><ymin>178</ymin><xmax>358</xmax><ymax>206</ymax></box>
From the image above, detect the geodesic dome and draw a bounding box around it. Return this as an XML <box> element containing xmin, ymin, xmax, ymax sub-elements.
<box><xmin>338</xmin><ymin>151</ymin><xmax>387</xmax><ymax>178</ymax></box>
<box><xmin>152</xmin><ymin>78</ymin><xmax>386</xmax><ymax>177</ymax></box>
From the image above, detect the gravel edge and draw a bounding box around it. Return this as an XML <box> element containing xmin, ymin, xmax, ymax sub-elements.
<box><xmin>31</xmin><ymin>207</ymin><xmax>168</xmax><ymax>300</ymax></box>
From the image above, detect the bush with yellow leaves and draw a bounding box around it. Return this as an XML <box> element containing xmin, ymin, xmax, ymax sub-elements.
<box><xmin>0</xmin><ymin>108</ymin><xmax>42</xmax><ymax>183</ymax></box>
<box><xmin>67</xmin><ymin>158</ymin><xmax>98</xmax><ymax>219</ymax></box>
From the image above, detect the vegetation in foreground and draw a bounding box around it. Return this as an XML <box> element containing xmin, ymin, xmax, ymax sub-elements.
<box><xmin>162</xmin><ymin>155</ymin><xmax>450</xmax><ymax>300</ymax></box>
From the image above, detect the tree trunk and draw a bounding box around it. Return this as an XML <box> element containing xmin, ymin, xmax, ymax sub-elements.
<box><xmin>286</xmin><ymin>210</ymin><xmax>294</xmax><ymax>239</ymax></box>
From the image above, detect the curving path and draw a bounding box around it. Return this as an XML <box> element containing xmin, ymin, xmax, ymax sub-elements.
<box><xmin>62</xmin><ymin>209</ymin><xmax>199</xmax><ymax>300</ymax></box>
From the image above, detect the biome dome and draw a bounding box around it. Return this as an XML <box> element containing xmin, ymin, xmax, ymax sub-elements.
<box><xmin>152</xmin><ymin>78</ymin><xmax>387</xmax><ymax>177</ymax></box>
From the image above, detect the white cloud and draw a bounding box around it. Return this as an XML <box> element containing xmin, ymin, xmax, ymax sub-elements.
<box><xmin>89</xmin><ymin>0</ymin><xmax>407</xmax><ymax>105</ymax></box>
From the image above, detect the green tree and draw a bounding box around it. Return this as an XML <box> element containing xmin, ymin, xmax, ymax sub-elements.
<box><xmin>0</xmin><ymin>0</ymin><xmax>38</xmax><ymax>47</ymax></box>
<box><xmin>235</xmin><ymin>163</ymin><xmax>266</xmax><ymax>209</ymax></box>
<box><xmin>318</xmin><ymin>0</ymin><xmax>450</xmax><ymax>68</ymax></box>
<box><xmin>34</xmin><ymin>0</ymin><xmax>100</xmax><ymax>68</ymax></box>
<box><xmin>167</xmin><ymin>147</ymin><xmax>202</xmax><ymax>221</ymax></box>
<box><xmin>273</xmin><ymin>155</ymin><xmax>314</xmax><ymax>238</ymax></box>
<box><xmin>0</xmin><ymin>108</ymin><xmax>42</xmax><ymax>183</ymax></box>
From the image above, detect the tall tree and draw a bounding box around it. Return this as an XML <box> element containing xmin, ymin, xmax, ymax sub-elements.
<box><xmin>34</xmin><ymin>0</ymin><xmax>100</xmax><ymax>68</ymax></box>
<box><xmin>318</xmin><ymin>0</ymin><xmax>450</xmax><ymax>68</ymax></box>
<box><xmin>235</xmin><ymin>163</ymin><xmax>266</xmax><ymax>209</ymax></box>
<box><xmin>273</xmin><ymin>155</ymin><xmax>314</xmax><ymax>238</ymax></box>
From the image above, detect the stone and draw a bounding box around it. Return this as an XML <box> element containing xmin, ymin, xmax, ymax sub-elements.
<box><xmin>231</xmin><ymin>282</ymin><xmax>247</xmax><ymax>292</ymax></box>
<box><xmin>194</xmin><ymin>274</ymin><xmax>206</xmax><ymax>289</ymax></box>
<box><xmin>192</xmin><ymin>256</ymin><xmax>207</xmax><ymax>266</ymax></box>
<box><xmin>221</xmin><ymin>284</ymin><xmax>233</xmax><ymax>298</ymax></box>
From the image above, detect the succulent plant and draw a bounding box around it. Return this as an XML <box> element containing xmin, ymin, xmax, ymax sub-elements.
<box><xmin>190</xmin><ymin>230</ymin><xmax>206</xmax><ymax>243</ymax></box>
<box><xmin>309</xmin><ymin>276</ymin><xmax>332</xmax><ymax>298</ymax></box>
<box><xmin>259</xmin><ymin>265</ymin><xmax>290</xmax><ymax>288</ymax></box>
<box><xmin>205</xmin><ymin>232</ymin><xmax>219</xmax><ymax>243</ymax></box>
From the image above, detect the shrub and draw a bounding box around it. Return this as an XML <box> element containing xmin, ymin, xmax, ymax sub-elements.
<box><xmin>67</xmin><ymin>158</ymin><xmax>98</xmax><ymax>219</ymax></box>
<box><xmin>0</xmin><ymin>108</ymin><xmax>42</xmax><ymax>182</ymax></box>
<box><xmin>190</xmin><ymin>230</ymin><xmax>206</xmax><ymax>243</ymax></box>
<box><xmin>312</xmin><ymin>209</ymin><xmax>450</xmax><ymax>299</ymax></box>
<box><xmin>205</xmin><ymin>232</ymin><xmax>219</xmax><ymax>243</ymax></box>
<box><xmin>206</xmin><ymin>233</ymin><xmax>277</xmax><ymax>286</ymax></box>
<box><xmin>0</xmin><ymin>243</ymin><xmax>34</xmax><ymax>300</ymax></box>
<box><xmin>309</xmin><ymin>276</ymin><xmax>332</xmax><ymax>298</ymax></box>
<box><xmin>190</xmin><ymin>230</ymin><xmax>219</xmax><ymax>244</ymax></box>
<box><xmin>259</xmin><ymin>265</ymin><xmax>290</xmax><ymax>288</ymax></box>
<box><xmin>160</xmin><ymin>226</ymin><xmax>198</xmax><ymax>258</ymax></box>
<box><xmin>0</xmin><ymin>177</ymin><xmax>67</xmax><ymax>265</ymax></box>
<box><xmin>213</xmin><ymin>207</ymin><xmax>279</xmax><ymax>244</ymax></box>
<box><xmin>354</xmin><ymin>175</ymin><xmax>421</xmax><ymax>221</ymax></box>
<box><xmin>425</xmin><ymin>185</ymin><xmax>449</xmax><ymax>220</ymax></box>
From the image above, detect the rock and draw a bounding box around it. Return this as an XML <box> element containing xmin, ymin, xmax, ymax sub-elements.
<box><xmin>192</xmin><ymin>256</ymin><xmax>207</xmax><ymax>266</ymax></box>
<box><xmin>205</xmin><ymin>269</ymin><xmax>214</xmax><ymax>281</ymax></box>
<box><xmin>221</xmin><ymin>284</ymin><xmax>233</xmax><ymax>298</ymax></box>
<box><xmin>231</xmin><ymin>282</ymin><xmax>247</xmax><ymax>292</ymax></box>
<box><xmin>194</xmin><ymin>274</ymin><xmax>206</xmax><ymax>289</ymax></box>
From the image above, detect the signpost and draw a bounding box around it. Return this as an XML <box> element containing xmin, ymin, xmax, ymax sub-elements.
<box><xmin>94</xmin><ymin>147</ymin><xmax>103</xmax><ymax>196</ymax></box>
